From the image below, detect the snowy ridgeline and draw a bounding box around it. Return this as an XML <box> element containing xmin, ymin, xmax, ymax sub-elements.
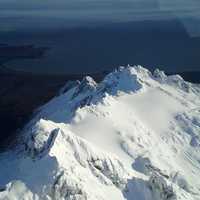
<box><xmin>0</xmin><ymin>65</ymin><xmax>200</xmax><ymax>200</ymax></box>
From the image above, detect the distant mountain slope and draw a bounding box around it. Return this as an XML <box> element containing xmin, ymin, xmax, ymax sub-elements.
<box><xmin>0</xmin><ymin>66</ymin><xmax>200</xmax><ymax>200</ymax></box>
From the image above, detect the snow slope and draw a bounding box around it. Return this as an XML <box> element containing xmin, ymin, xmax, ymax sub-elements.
<box><xmin>0</xmin><ymin>65</ymin><xmax>200</xmax><ymax>200</ymax></box>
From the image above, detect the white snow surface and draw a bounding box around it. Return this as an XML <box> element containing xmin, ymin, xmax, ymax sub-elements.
<box><xmin>0</xmin><ymin>65</ymin><xmax>200</xmax><ymax>200</ymax></box>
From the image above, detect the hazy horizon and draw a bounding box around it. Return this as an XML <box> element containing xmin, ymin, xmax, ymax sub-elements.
<box><xmin>0</xmin><ymin>0</ymin><xmax>200</xmax><ymax>74</ymax></box>
<box><xmin>0</xmin><ymin>0</ymin><xmax>200</xmax><ymax>36</ymax></box>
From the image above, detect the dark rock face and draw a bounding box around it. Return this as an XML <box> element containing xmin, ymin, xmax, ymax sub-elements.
<box><xmin>25</xmin><ymin>128</ymin><xmax>60</xmax><ymax>159</ymax></box>
<box><xmin>148</xmin><ymin>174</ymin><xmax>176</xmax><ymax>200</ymax></box>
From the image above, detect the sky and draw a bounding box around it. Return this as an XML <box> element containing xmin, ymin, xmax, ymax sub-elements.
<box><xmin>0</xmin><ymin>0</ymin><xmax>200</xmax><ymax>73</ymax></box>
<box><xmin>0</xmin><ymin>0</ymin><xmax>200</xmax><ymax>36</ymax></box>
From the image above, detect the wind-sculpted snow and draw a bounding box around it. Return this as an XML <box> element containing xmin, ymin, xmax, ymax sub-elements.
<box><xmin>0</xmin><ymin>65</ymin><xmax>200</xmax><ymax>200</ymax></box>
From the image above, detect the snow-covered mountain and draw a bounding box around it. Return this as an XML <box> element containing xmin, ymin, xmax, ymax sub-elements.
<box><xmin>0</xmin><ymin>66</ymin><xmax>200</xmax><ymax>200</ymax></box>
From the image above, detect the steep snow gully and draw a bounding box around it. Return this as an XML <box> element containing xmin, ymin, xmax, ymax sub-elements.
<box><xmin>0</xmin><ymin>66</ymin><xmax>200</xmax><ymax>200</ymax></box>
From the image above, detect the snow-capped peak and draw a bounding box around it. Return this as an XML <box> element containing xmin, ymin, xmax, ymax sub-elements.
<box><xmin>0</xmin><ymin>65</ymin><xmax>200</xmax><ymax>200</ymax></box>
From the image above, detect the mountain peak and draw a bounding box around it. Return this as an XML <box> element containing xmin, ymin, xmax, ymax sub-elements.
<box><xmin>0</xmin><ymin>66</ymin><xmax>200</xmax><ymax>200</ymax></box>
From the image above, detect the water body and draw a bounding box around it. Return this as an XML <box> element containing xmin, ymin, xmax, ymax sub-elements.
<box><xmin>0</xmin><ymin>0</ymin><xmax>200</xmax><ymax>74</ymax></box>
